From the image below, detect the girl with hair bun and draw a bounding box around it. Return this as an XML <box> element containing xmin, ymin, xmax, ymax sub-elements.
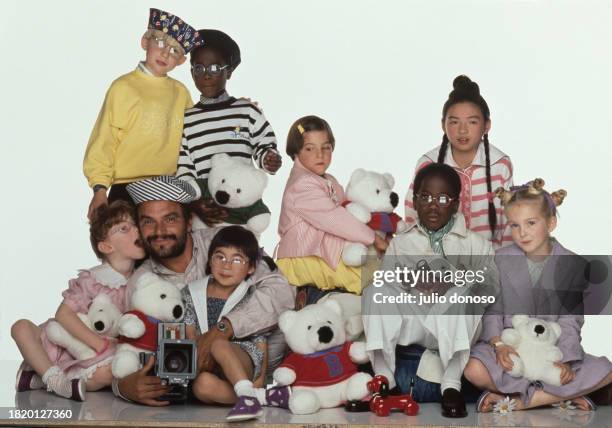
<box><xmin>404</xmin><ymin>75</ymin><xmax>514</xmax><ymax>248</ymax></box>
<box><xmin>465</xmin><ymin>180</ymin><xmax>612</xmax><ymax>412</ymax></box>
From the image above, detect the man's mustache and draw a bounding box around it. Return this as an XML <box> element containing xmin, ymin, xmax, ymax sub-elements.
<box><xmin>147</xmin><ymin>234</ymin><xmax>177</xmax><ymax>244</ymax></box>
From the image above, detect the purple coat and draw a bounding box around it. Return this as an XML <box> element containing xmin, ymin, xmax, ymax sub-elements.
<box><xmin>471</xmin><ymin>241</ymin><xmax>611</xmax><ymax>404</ymax></box>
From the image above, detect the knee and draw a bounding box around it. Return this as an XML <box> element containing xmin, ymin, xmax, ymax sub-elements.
<box><xmin>11</xmin><ymin>319</ymin><xmax>33</xmax><ymax>340</ymax></box>
<box><xmin>463</xmin><ymin>358</ymin><xmax>486</xmax><ymax>383</ymax></box>
<box><xmin>192</xmin><ymin>373</ymin><xmax>218</xmax><ymax>401</ymax></box>
<box><xmin>210</xmin><ymin>338</ymin><xmax>230</xmax><ymax>357</ymax></box>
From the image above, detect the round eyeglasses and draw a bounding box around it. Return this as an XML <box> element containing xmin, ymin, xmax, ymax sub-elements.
<box><xmin>151</xmin><ymin>37</ymin><xmax>183</xmax><ymax>59</ymax></box>
<box><xmin>416</xmin><ymin>193</ymin><xmax>454</xmax><ymax>207</ymax></box>
<box><xmin>191</xmin><ymin>63</ymin><xmax>230</xmax><ymax>77</ymax></box>
<box><xmin>211</xmin><ymin>253</ymin><xmax>248</xmax><ymax>266</ymax></box>
<box><xmin>109</xmin><ymin>221</ymin><xmax>137</xmax><ymax>236</ymax></box>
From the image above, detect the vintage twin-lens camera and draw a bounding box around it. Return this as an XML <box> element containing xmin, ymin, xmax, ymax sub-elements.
<box><xmin>139</xmin><ymin>322</ymin><xmax>197</xmax><ymax>403</ymax></box>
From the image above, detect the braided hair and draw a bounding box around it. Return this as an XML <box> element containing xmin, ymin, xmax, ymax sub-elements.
<box><xmin>438</xmin><ymin>75</ymin><xmax>496</xmax><ymax>237</ymax></box>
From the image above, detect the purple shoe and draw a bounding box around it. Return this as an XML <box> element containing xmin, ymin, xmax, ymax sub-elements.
<box><xmin>226</xmin><ymin>396</ymin><xmax>263</xmax><ymax>422</ymax></box>
<box><xmin>15</xmin><ymin>363</ymin><xmax>44</xmax><ymax>392</ymax></box>
<box><xmin>265</xmin><ymin>385</ymin><xmax>290</xmax><ymax>409</ymax></box>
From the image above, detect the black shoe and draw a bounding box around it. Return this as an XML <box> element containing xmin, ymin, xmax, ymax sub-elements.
<box><xmin>589</xmin><ymin>383</ymin><xmax>612</xmax><ymax>406</ymax></box>
<box><xmin>441</xmin><ymin>388</ymin><xmax>467</xmax><ymax>418</ymax></box>
<box><xmin>344</xmin><ymin>400</ymin><xmax>371</xmax><ymax>412</ymax></box>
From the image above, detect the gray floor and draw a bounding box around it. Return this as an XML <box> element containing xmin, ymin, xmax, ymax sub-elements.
<box><xmin>1</xmin><ymin>360</ymin><xmax>611</xmax><ymax>427</ymax></box>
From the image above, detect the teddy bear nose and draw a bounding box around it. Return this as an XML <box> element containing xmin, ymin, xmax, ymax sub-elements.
<box><xmin>215</xmin><ymin>190</ymin><xmax>230</xmax><ymax>205</ymax></box>
<box><xmin>390</xmin><ymin>192</ymin><xmax>399</xmax><ymax>208</ymax></box>
<box><xmin>173</xmin><ymin>305</ymin><xmax>183</xmax><ymax>319</ymax></box>
<box><xmin>94</xmin><ymin>321</ymin><xmax>105</xmax><ymax>331</ymax></box>
<box><xmin>317</xmin><ymin>326</ymin><xmax>334</xmax><ymax>343</ymax></box>
<box><xmin>534</xmin><ymin>324</ymin><xmax>545</xmax><ymax>335</ymax></box>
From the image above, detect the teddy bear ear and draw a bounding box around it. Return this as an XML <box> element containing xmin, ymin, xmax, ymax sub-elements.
<box><xmin>320</xmin><ymin>298</ymin><xmax>343</xmax><ymax>317</ymax></box>
<box><xmin>549</xmin><ymin>321</ymin><xmax>562</xmax><ymax>339</ymax></box>
<box><xmin>211</xmin><ymin>153</ymin><xmax>231</xmax><ymax>169</ymax></box>
<box><xmin>383</xmin><ymin>173</ymin><xmax>395</xmax><ymax>188</ymax></box>
<box><xmin>93</xmin><ymin>293</ymin><xmax>112</xmax><ymax>304</ymax></box>
<box><xmin>278</xmin><ymin>310</ymin><xmax>297</xmax><ymax>333</ymax></box>
<box><xmin>350</xmin><ymin>168</ymin><xmax>366</xmax><ymax>184</ymax></box>
<box><xmin>512</xmin><ymin>314</ymin><xmax>530</xmax><ymax>328</ymax></box>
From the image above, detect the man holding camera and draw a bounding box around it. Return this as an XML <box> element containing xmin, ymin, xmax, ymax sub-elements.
<box><xmin>112</xmin><ymin>176</ymin><xmax>295</xmax><ymax>405</ymax></box>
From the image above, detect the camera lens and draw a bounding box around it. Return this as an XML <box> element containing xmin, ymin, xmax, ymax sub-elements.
<box><xmin>164</xmin><ymin>350</ymin><xmax>188</xmax><ymax>373</ymax></box>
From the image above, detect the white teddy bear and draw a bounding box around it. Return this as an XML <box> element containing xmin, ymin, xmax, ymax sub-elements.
<box><xmin>317</xmin><ymin>293</ymin><xmax>364</xmax><ymax>341</ymax></box>
<box><xmin>273</xmin><ymin>299</ymin><xmax>372</xmax><ymax>414</ymax></box>
<box><xmin>111</xmin><ymin>272</ymin><xmax>185</xmax><ymax>379</ymax></box>
<box><xmin>46</xmin><ymin>294</ymin><xmax>122</xmax><ymax>360</ymax></box>
<box><xmin>342</xmin><ymin>169</ymin><xmax>408</xmax><ymax>266</ymax></box>
<box><xmin>501</xmin><ymin>314</ymin><xmax>564</xmax><ymax>386</ymax></box>
<box><xmin>185</xmin><ymin>153</ymin><xmax>271</xmax><ymax>236</ymax></box>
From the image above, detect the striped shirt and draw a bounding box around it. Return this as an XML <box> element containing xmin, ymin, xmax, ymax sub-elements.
<box><xmin>176</xmin><ymin>96</ymin><xmax>278</xmax><ymax>180</ymax></box>
<box><xmin>404</xmin><ymin>143</ymin><xmax>514</xmax><ymax>248</ymax></box>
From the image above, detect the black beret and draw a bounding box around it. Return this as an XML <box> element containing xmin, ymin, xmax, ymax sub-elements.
<box><xmin>195</xmin><ymin>29</ymin><xmax>241</xmax><ymax>70</ymax></box>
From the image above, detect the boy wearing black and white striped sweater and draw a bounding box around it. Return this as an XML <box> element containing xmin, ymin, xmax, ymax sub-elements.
<box><xmin>176</xmin><ymin>29</ymin><xmax>282</xmax><ymax>182</ymax></box>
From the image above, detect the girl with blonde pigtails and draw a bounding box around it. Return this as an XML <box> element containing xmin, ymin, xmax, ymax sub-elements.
<box><xmin>464</xmin><ymin>179</ymin><xmax>612</xmax><ymax>413</ymax></box>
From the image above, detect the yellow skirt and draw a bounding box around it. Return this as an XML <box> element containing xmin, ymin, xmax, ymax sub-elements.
<box><xmin>277</xmin><ymin>256</ymin><xmax>378</xmax><ymax>295</ymax></box>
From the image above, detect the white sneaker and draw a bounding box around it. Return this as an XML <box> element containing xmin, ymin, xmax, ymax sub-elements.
<box><xmin>43</xmin><ymin>367</ymin><xmax>86</xmax><ymax>401</ymax></box>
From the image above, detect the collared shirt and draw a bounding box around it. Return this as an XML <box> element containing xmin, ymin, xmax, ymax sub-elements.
<box><xmin>200</xmin><ymin>90</ymin><xmax>231</xmax><ymax>105</ymax></box>
<box><xmin>140</xmin><ymin>229</ymin><xmax>208</xmax><ymax>287</ymax></box>
<box><xmin>137</xmin><ymin>61</ymin><xmax>154</xmax><ymax>76</ymax></box>
<box><xmin>420</xmin><ymin>215</ymin><xmax>456</xmax><ymax>256</ymax></box>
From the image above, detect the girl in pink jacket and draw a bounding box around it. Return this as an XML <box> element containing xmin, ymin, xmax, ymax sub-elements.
<box><xmin>276</xmin><ymin>115</ymin><xmax>387</xmax><ymax>295</ymax></box>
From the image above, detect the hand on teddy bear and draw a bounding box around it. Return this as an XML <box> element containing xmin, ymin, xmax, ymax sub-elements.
<box><xmin>494</xmin><ymin>343</ymin><xmax>520</xmax><ymax>372</ymax></box>
<box><xmin>190</xmin><ymin>198</ymin><xmax>229</xmax><ymax>226</ymax></box>
<box><xmin>554</xmin><ymin>362</ymin><xmax>576</xmax><ymax>385</ymax></box>
<box><xmin>373</xmin><ymin>234</ymin><xmax>389</xmax><ymax>256</ymax></box>
<box><xmin>263</xmin><ymin>150</ymin><xmax>282</xmax><ymax>174</ymax></box>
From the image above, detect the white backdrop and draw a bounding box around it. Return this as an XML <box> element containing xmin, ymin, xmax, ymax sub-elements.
<box><xmin>1</xmin><ymin>1</ymin><xmax>611</xmax><ymax>369</ymax></box>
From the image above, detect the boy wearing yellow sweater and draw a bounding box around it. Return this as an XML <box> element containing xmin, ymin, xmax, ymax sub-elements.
<box><xmin>83</xmin><ymin>8</ymin><xmax>201</xmax><ymax>219</ymax></box>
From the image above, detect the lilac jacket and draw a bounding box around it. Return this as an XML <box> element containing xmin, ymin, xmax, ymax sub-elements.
<box><xmin>276</xmin><ymin>158</ymin><xmax>375</xmax><ymax>269</ymax></box>
<box><xmin>480</xmin><ymin>241</ymin><xmax>585</xmax><ymax>363</ymax></box>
